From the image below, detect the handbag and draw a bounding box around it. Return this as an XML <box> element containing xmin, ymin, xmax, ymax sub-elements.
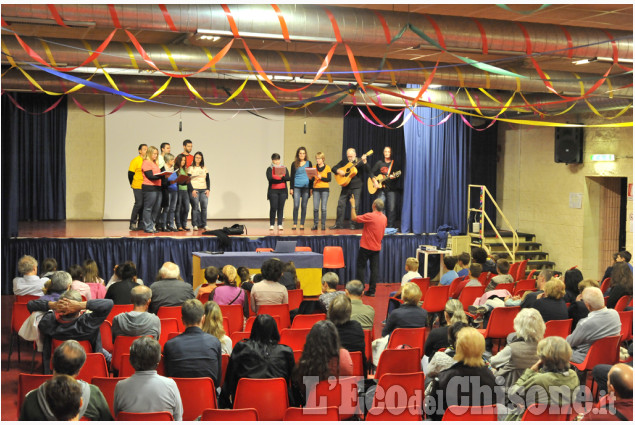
<box><xmin>222</xmin><ymin>224</ymin><xmax>246</xmax><ymax>235</ymax></box>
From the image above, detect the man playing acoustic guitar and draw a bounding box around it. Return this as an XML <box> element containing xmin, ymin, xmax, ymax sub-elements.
<box><xmin>330</xmin><ymin>148</ymin><xmax>370</xmax><ymax>230</ymax></box>
<box><xmin>369</xmin><ymin>146</ymin><xmax>401</xmax><ymax>229</ymax></box>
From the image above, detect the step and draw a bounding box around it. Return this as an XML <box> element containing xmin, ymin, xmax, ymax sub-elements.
<box><xmin>526</xmin><ymin>260</ymin><xmax>556</xmax><ymax>270</ymax></box>
<box><xmin>495</xmin><ymin>251</ymin><xmax>549</xmax><ymax>261</ymax></box>
<box><xmin>481</xmin><ymin>229</ymin><xmax>536</xmax><ymax>242</ymax></box>
<box><xmin>488</xmin><ymin>242</ymin><xmax>543</xmax><ymax>252</ymax></box>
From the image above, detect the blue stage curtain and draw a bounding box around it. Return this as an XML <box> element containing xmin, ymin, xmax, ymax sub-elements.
<box><xmin>401</xmin><ymin>87</ymin><xmax>471</xmax><ymax>234</ymax></box>
<box><xmin>1</xmin><ymin>93</ymin><xmax>67</xmax><ymax>239</ymax></box>
<box><xmin>3</xmin><ymin>235</ymin><xmax>434</xmax><ymax>294</ymax></box>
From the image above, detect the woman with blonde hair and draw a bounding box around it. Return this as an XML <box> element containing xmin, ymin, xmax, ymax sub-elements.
<box><xmin>505</xmin><ymin>336</ymin><xmax>579</xmax><ymax>420</ymax></box>
<box><xmin>490</xmin><ymin>307</ymin><xmax>545</xmax><ymax>389</ymax></box>
<box><xmin>212</xmin><ymin>265</ymin><xmax>248</xmax><ymax>317</ymax></box>
<box><xmin>311</xmin><ymin>151</ymin><xmax>331</xmax><ymax>231</ymax></box>
<box><xmin>428</xmin><ymin>327</ymin><xmax>497</xmax><ymax>420</ymax></box>
<box><xmin>382</xmin><ymin>281</ymin><xmax>427</xmax><ymax>337</ymax></box>
<box><xmin>424</xmin><ymin>299</ymin><xmax>468</xmax><ymax>358</ymax></box>
<box><xmin>202</xmin><ymin>301</ymin><xmax>232</xmax><ymax>355</ymax></box>
<box><xmin>141</xmin><ymin>145</ymin><xmax>164</xmax><ymax>233</ymax></box>
<box><xmin>83</xmin><ymin>259</ymin><xmax>106</xmax><ymax>299</ymax></box>
<box><xmin>534</xmin><ymin>278</ymin><xmax>568</xmax><ymax>322</ymax></box>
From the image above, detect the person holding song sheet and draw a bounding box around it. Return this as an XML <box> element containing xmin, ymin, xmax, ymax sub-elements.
<box><xmin>141</xmin><ymin>146</ymin><xmax>166</xmax><ymax>233</ymax></box>
<box><xmin>187</xmin><ymin>152</ymin><xmax>210</xmax><ymax>231</ymax></box>
<box><xmin>311</xmin><ymin>152</ymin><xmax>331</xmax><ymax>231</ymax></box>
<box><xmin>174</xmin><ymin>154</ymin><xmax>191</xmax><ymax>231</ymax></box>
<box><xmin>266</xmin><ymin>153</ymin><xmax>290</xmax><ymax>231</ymax></box>
<box><xmin>290</xmin><ymin>147</ymin><xmax>313</xmax><ymax>230</ymax></box>
<box><xmin>160</xmin><ymin>153</ymin><xmax>178</xmax><ymax>232</ymax></box>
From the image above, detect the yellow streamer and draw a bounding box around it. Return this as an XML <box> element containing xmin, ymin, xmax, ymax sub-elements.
<box><xmin>276</xmin><ymin>51</ymin><xmax>293</xmax><ymax>78</ymax></box>
<box><xmin>40</xmin><ymin>40</ymin><xmax>58</xmax><ymax>67</ymax></box>
<box><xmin>315</xmin><ymin>54</ymin><xmax>333</xmax><ymax>83</ymax></box>
<box><xmin>121</xmin><ymin>42</ymin><xmax>139</xmax><ymax>69</ymax></box>
<box><xmin>183</xmin><ymin>76</ymin><xmax>249</xmax><ymax>106</ymax></box>
<box><xmin>10</xmin><ymin>63</ymin><xmax>88</xmax><ymax>95</ymax></box>
<box><xmin>508</xmin><ymin>67</ymin><xmax>522</xmax><ymax>92</ymax></box>
<box><xmin>161</xmin><ymin>44</ymin><xmax>180</xmax><ymax>73</ymax></box>
<box><xmin>81</xmin><ymin>40</ymin><xmax>101</xmax><ymax>69</ymax></box>
<box><xmin>454</xmin><ymin>67</ymin><xmax>464</xmax><ymax>88</ymax></box>
<box><xmin>384</xmin><ymin>60</ymin><xmax>397</xmax><ymax>87</ymax></box>
<box><xmin>201</xmin><ymin>48</ymin><xmax>218</xmax><ymax>74</ymax></box>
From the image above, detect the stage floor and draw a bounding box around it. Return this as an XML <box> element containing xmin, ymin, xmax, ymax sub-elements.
<box><xmin>16</xmin><ymin>219</ymin><xmax>368</xmax><ymax>239</ymax></box>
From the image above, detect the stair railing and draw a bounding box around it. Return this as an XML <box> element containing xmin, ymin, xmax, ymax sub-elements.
<box><xmin>467</xmin><ymin>185</ymin><xmax>518</xmax><ymax>262</ymax></box>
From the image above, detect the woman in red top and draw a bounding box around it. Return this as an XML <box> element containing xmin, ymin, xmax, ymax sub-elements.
<box><xmin>141</xmin><ymin>145</ymin><xmax>164</xmax><ymax>233</ymax></box>
<box><xmin>266</xmin><ymin>153</ymin><xmax>290</xmax><ymax>231</ymax></box>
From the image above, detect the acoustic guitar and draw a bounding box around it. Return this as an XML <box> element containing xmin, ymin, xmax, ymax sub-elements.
<box><xmin>334</xmin><ymin>150</ymin><xmax>373</xmax><ymax>187</ymax></box>
<box><xmin>367</xmin><ymin>171</ymin><xmax>401</xmax><ymax>194</ymax></box>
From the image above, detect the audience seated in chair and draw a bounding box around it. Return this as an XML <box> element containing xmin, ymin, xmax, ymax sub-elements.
<box><xmin>606</xmin><ymin>262</ymin><xmax>633</xmax><ymax>310</ymax></box>
<box><xmin>456</xmin><ymin>252</ymin><xmax>470</xmax><ymax>278</ymax></box>
<box><xmin>148</xmin><ymin>262</ymin><xmax>194</xmax><ymax>314</ymax></box>
<box><xmin>104</xmin><ymin>262</ymin><xmax>140</xmax><ymax>305</ymax></box>
<box><xmin>39</xmin><ymin>271</ymin><xmax>73</xmax><ymax>303</ymax></box>
<box><xmin>601</xmin><ymin>250</ymin><xmax>633</xmax><ymax>285</ymax></box>
<box><xmin>212</xmin><ymin>265</ymin><xmax>248</xmax><ymax>317</ymax></box>
<box><xmin>507</xmin><ymin>269</ymin><xmax>554</xmax><ymax>309</ymax></box>
<box><xmin>319</xmin><ymin>272</ymin><xmax>344</xmax><ymax>313</ymax></box>
<box><xmin>568</xmin><ymin>279</ymin><xmax>600</xmax><ymax>331</ymax></box>
<box><xmin>346</xmin><ymin>280</ymin><xmax>375</xmax><ymax>330</ymax></box>
<box><xmin>329</xmin><ymin>294</ymin><xmax>366</xmax><ymax>365</ymax></box>
<box><xmin>68</xmin><ymin>264</ymin><xmax>92</xmax><ymax>302</ymax></box>
<box><xmin>533</xmin><ymin>279</ymin><xmax>569</xmax><ymax>323</ymax></box>
<box><xmin>382</xmin><ymin>282</ymin><xmax>427</xmax><ymax>337</ymax></box>
<box><xmin>386</xmin><ymin>257</ymin><xmax>422</xmax><ymax>316</ymax></box>
<box><xmin>485</xmin><ymin>259</ymin><xmax>514</xmax><ymax>292</ymax></box>
<box><xmin>440</xmin><ymin>255</ymin><xmax>459</xmax><ymax>286</ymax></box>
<box><xmin>424</xmin><ymin>300</ymin><xmax>467</xmax><ymax>360</ymax></box>
<box><xmin>450</xmin><ymin>263</ymin><xmax>482</xmax><ymax>299</ymax></box>
<box><xmin>279</xmin><ymin>261</ymin><xmax>300</xmax><ymax>291</ymax></box>
<box><xmin>237</xmin><ymin>266</ymin><xmax>253</xmax><ymax>292</ymax></box>
<box><xmin>13</xmin><ymin>255</ymin><xmax>48</xmax><ymax>297</ymax></box>
<box><xmin>114</xmin><ymin>336</ymin><xmax>183</xmax><ymax>420</ymax></box>
<box><xmin>250</xmin><ymin>259</ymin><xmax>288</xmax><ymax>313</ymax></box>
<box><xmin>472</xmin><ymin>247</ymin><xmax>497</xmax><ymax>274</ymax></box>
<box><xmin>195</xmin><ymin>266</ymin><xmax>219</xmax><ymax>299</ymax></box>
<box><xmin>202</xmin><ymin>301</ymin><xmax>233</xmax><ymax>355</ymax></box>
<box><xmin>584</xmin><ymin>363</ymin><xmax>633</xmax><ymax>421</ymax></box>
<box><xmin>163</xmin><ymin>299</ymin><xmax>222</xmax><ymax>386</ymax></box>
<box><xmin>563</xmin><ymin>268</ymin><xmax>584</xmax><ymax>304</ymax></box>
<box><xmin>111</xmin><ymin>285</ymin><xmax>160</xmax><ymax>342</ymax></box>
<box><xmin>19</xmin><ymin>340</ymin><xmax>113</xmax><ymax>421</ymax></box>
<box><xmin>425</xmin><ymin>322</ymin><xmax>469</xmax><ymax>387</ymax></box>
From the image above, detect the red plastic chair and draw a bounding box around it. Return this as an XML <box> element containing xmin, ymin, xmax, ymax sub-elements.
<box><xmin>477</xmin><ymin>306</ymin><xmax>520</xmax><ymax>350</ymax></box>
<box><xmin>100</xmin><ymin>320</ymin><xmax>114</xmax><ymax>353</ymax></box>
<box><xmin>442</xmin><ymin>404</ymin><xmax>498</xmax><ymax>420</ymax></box>
<box><xmin>106</xmin><ymin>304</ymin><xmax>134</xmax><ymax>324</ymax></box>
<box><xmin>256</xmin><ymin>247</ymin><xmax>274</xmax><ymax>253</ymax></box>
<box><xmin>515</xmin><ymin>260</ymin><xmax>528</xmax><ymax>281</ymax></box>
<box><xmin>350</xmin><ymin>350</ymin><xmax>364</xmax><ymax>377</ymax></box>
<box><xmin>76</xmin><ymin>352</ymin><xmax>109</xmax><ymax>383</ymax></box>
<box><xmin>306</xmin><ymin>376</ymin><xmax>359</xmax><ymax>420</ymax></box>
<box><xmin>287</xmin><ymin>289</ymin><xmax>304</xmax><ymax>311</ymax></box>
<box><xmin>619</xmin><ymin>310</ymin><xmax>633</xmax><ymax>344</ymax></box>
<box><xmin>159</xmin><ymin>318</ymin><xmax>179</xmax><ymax>350</ymax></box>
<box><xmin>279</xmin><ymin>328</ymin><xmax>310</xmax><ymax>351</ymax></box>
<box><xmin>112</xmin><ymin>335</ymin><xmax>146</xmax><ymax>373</ymax></box>
<box><xmin>18</xmin><ymin>373</ymin><xmax>52</xmax><ymax>414</ymax></box>
<box><xmin>258</xmin><ymin>304</ymin><xmax>291</xmax><ymax>329</ymax></box>
<box><xmin>458</xmin><ymin>286</ymin><xmax>485</xmax><ymax>311</ymax></box>
<box><xmin>366</xmin><ymin>405</ymin><xmax>423</xmax><ymax>420</ymax></box>
<box><xmin>116</xmin><ymin>411</ymin><xmax>173</xmax><ymax>421</ymax></box>
<box><xmin>221</xmin><ymin>354</ymin><xmax>229</xmax><ymax>387</ymax></box>
<box><xmin>51</xmin><ymin>339</ymin><xmax>93</xmax><ymax>370</ymax></box>
<box><xmin>284</xmin><ymin>406</ymin><xmax>339</xmax><ymax>421</ymax></box>
<box><xmin>527</xmin><ymin>269</ymin><xmax>538</xmax><ymax>280</ymax></box>
<box><xmin>513</xmin><ymin>279</ymin><xmax>536</xmax><ymax>296</ymax></box>
<box><xmin>372</xmin><ymin>372</ymin><xmax>425</xmax><ymax>409</ymax></box>
<box><xmin>118</xmin><ymin>353</ymin><xmax>166</xmax><ymax>377</ymax></box>
<box><xmin>167</xmin><ymin>332</ymin><xmax>180</xmax><ymax>342</ymax></box>
<box><xmin>615</xmin><ymin>296</ymin><xmax>632</xmax><ymax>312</ymax></box>
<box><xmin>231</xmin><ymin>331</ymin><xmax>251</xmax><ymax>348</ymax></box>
<box><xmin>16</xmin><ymin>294</ymin><xmax>39</xmax><ymax>303</ymax></box>
<box><xmin>201</xmin><ymin>408</ymin><xmax>258</xmax><ymax>421</ymax></box>
<box><xmin>387</xmin><ymin>327</ymin><xmax>426</xmax><ymax>358</ymax></box>
<box><xmin>478</xmin><ymin>272</ymin><xmax>494</xmax><ymax>286</ymax></box>
<box><xmin>374</xmin><ymin>348</ymin><xmax>422</xmax><ymax>381</ymax></box>
<box><xmin>508</xmin><ymin>262</ymin><xmax>520</xmax><ymax>281</ymax></box>
<box><xmin>570</xmin><ymin>335</ymin><xmax>621</xmax><ymax>391</ymax></box>
<box><xmin>157</xmin><ymin>306</ymin><xmax>185</xmax><ymax>332</ymax></box>
<box><xmin>448</xmin><ymin>277</ymin><xmax>464</xmax><ymax>298</ymax></box>
<box><xmin>322</xmin><ymin>246</ymin><xmax>345</xmax><ymax>269</ymax></box>
<box><xmin>295</xmin><ymin>246</ymin><xmax>312</xmax><ymax>252</ymax></box>
<box><xmin>410</xmin><ymin>278</ymin><xmax>430</xmax><ymax>299</ymax></box>
<box><xmin>364</xmin><ymin>328</ymin><xmax>373</xmax><ymax>373</ymax></box>
<box><xmin>291</xmin><ymin>313</ymin><xmax>326</xmax><ymax>329</ymax></box>
<box><xmin>8</xmin><ymin>302</ymin><xmax>33</xmax><ymax>369</ymax></box>
<box><xmin>219</xmin><ymin>304</ymin><xmax>244</xmax><ymax>336</ymax></box>
<box><xmin>422</xmin><ymin>285</ymin><xmax>450</xmax><ymax>317</ymax></box>
<box><xmin>600</xmin><ymin>277</ymin><xmax>611</xmax><ymax>294</ymax></box>
<box><xmin>521</xmin><ymin>403</ymin><xmax>572</xmax><ymax>420</ymax></box>
<box><xmin>494</xmin><ymin>282</ymin><xmax>514</xmax><ymax>293</ymax></box>
<box><xmin>544</xmin><ymin>319</ymin><xmax>572</xmax><ymax>338</ymax></box>
<box><xmin>293</xmin><ymin>350</ymin><xmax>303</xmax><ymax>364</ymax></box>
<box><xmin>233</xmin><ymin>377</ymin><xmax>289</xmax><ymax>421</ymax></box>
<box><xmin>173</xmin><ymin>377</ymin><xmax>217</xmax><ymax>420</ymax></box>
<box><xmin>91</xmin><ymin>376</ymin><xmax>126</xmax><ymax>418</ymax></box>
<box><xmin>245</xmin><ymin>315</ymin><xmax>281</xmax><ymax>332</ymax></box>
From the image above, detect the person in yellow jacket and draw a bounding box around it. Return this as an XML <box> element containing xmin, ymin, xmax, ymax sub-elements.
<box><xmin>312</xmin><ymin>152</ymin><xmax>332</xmax><ymax>231</ymax></box>
<box><xmin>128</xmin><ymin>144</ymin><xmax>147</xmax><ymax>231</ymax></box>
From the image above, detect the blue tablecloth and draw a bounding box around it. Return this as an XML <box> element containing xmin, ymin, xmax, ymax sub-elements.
<box><xmin>193</xmin><ymin>251</ymin><xmax>323</xmax><ymax>269</ymax></box>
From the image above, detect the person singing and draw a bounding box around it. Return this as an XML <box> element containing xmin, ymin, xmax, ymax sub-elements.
<box><xmin>370</xmin><ymin>146</ymin><xmax>401</xmax><ymax>229</ymax></box>
<box><xmin>266</xmin><ymin>153</ymin><xmax>290</xmax><ymax>231</ymax></box>
<box><xmin>330</xmin><ymin>148</ymin><xmax>369</xmax><ymax>230</ymax></box>
<box><xmin>290</xmin><ymin>147</ymin><xmax>313</xmax><ymax>230</ymax></box>
<box><xmin>312</xmin><ymin>152</ymin><xmax>331</xmax><ymax>231</ymax></box>
<box><xmin>141</xmin><ymin>146</ymin><xmax>164</xmax><ymax>233</ymax></box>
<box><xmin>187</xmin><ymin>152</ymin><xmax>210</xmax><ymax>231</ymax></box>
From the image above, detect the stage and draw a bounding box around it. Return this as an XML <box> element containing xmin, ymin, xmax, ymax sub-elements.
<box><xmin>2</xmin><ymin>219</ymin><xmax>437</xmax><ymax>295</ymax></box>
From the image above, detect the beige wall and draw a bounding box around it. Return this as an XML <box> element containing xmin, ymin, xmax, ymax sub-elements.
<box><xmin>496</xmin><ymin>112</ymin><xmax>633</xmax><ymax>280</ymax></box>
<box><xmin>66</xmin><ymin>95</ymin><xmax>105</xmax><ymax>219</ymax></box>
<box><xmin>283</xmin><ymin>105</ymin><xmax>344</xmax><ymax>221</ymax></box>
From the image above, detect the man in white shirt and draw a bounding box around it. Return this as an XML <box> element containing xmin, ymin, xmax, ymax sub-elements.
<box><xmin>157</xmin><ymin>142</ymin><xmax>170</xmax><ymax>169</ymax></box>
<box><xmin>13</xmin><ymin>255</ymin><xmax>48</xmax><ymax>296</ymax></box>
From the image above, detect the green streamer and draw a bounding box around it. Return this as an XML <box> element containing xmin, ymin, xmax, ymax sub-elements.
<box><xmin>496</xmin><ymin>4</ymin><xmax>551</xmax><ymax>15</ymax></box>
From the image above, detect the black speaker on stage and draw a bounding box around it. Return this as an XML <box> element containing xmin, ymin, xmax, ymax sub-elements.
<box><xmin>554</xmin><ymin>127</ymin><xmax>583</xmax><ymax>163</ymax></box>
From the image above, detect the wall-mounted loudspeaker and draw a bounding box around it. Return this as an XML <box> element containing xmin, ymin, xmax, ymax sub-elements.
<box><xmin>554</xmin><ymin>127</ymin><xmax>583</xmax><ymax>164</ymax></box>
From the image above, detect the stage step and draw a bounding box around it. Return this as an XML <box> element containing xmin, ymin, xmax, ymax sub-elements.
<box><xmin>496</xmin><ymin>251</ymin><xmax>550</xmax><ymax>261</ymax></box>
<box><xmin>488</xmin><ymin>241</ymin><xmax>543</xmax><ymax>252</ymax></box>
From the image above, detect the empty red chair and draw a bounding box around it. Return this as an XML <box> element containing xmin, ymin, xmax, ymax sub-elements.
<box><xmin>91</xmin><ymin>376</ymin><xmax>126</xmax><ymax>418</ymax></box>
<box><xmin>8</xmin><ymin>302</ymin><xmax>33</xmax><ymax>369</ymax></box>
<box><xmin>256</xmin><ymin>247</ymin><xmax>274</xmax><ymax>253</ymax></box>
<box><xmin>231</xmin><ymin>331</ymin><xmax>251</xmax><ymax>348</ymax></box>
<box><xmin>295</xmin><ymin>246</ymin><xmax>312</xmax><ymax>252</ymax></box>
<box><xmin>513</xmin><ymin>279</ymin><xmax>536</xmax><ymax>296</ymax></box>
<box><xmin>106</xmin><ymin>304</ymin><xmax>134</xmax><ymax>324</ymax></box>
<box><xmin>76</xmin><ymin>353</ymin><xmax>109</xmax><ymax>383</ymax></box>
<box><xmin>306</xmin><ymin>376</ymin><xmax>359</xmax><ymax>420</ymax></box>
<box><xmin>100</xmin><ymin>320</ymin><xmax>114</xmax><ymax>353</ymax></box>
<box><xmin>372</xmin><ymin>372</ymin><xmax>425</xmax><ymax>410</ymax></box>
<box><xmin>291</xmin><ymin>313</ymin><xmax>326</xmax><ymax>329</ymax></box>
<box><xmin>600</xmin><ymin>277</ymin><xmax>611</xmax><ymax>294</ymax></box>
<box><xmin>448</xmin><ymin>277</ymin><xmax>465</xmax><ymax>298</ymax></box>
<box><xmin>366</xmin><ymin>405</ymin><xmax>423</xmax><ymax>420</ymax></box>
<box><xmin>521</xmin><ymin>403</ymin><xmax>572</xmax><ymax>420</ymax></box>
<box><xmin>245</xmin><ymin>315</ymin><xmax>280</xmax><ymax>332</ymax></box>
<box><xmin>458</xmin><ymin>285</ymin><xmax>485</xmax><ymax>311</ymax></box>
<box><xmin>374</xmin><ymin>348</ymin><xmax>421</xmax><ymax>381</ymax></box>
<box><xmin>219</xmin><ymin>304</ymin><xmax>244</xmax><ymax>336</ymax></box>
<box><xmin>570</xmin><ymin>335</ymin><xmax>621</xmax><ymax>386</ymax></box>
<box><xmin>157</xmin><ymin>306</ymin><xmax>185</xmax><ymax>332</ymax></box>
<box><xmin>615</xmin><ymin>296</ymin><xmax>632</xmax><ymax>312</ymax></box>
<box><xmin>387</xmin><ymin>328</ymin><xmax>426</xmax><ymax>358</ymax></box>
<box><xmin>284</xmin><ymin>406</ymin><xmax>339</xmax><ymax>421</ymax></box>
<box><xmin>322</xmin><ymin>246</ymin><xmax>345</xmax><ymax>269</ymax></box>
<box><xmin>442</xmin><ymin>404</ymin><xmax>498</xmax><ymax>421</ymax></box>
<box><xmin>477</xmin><ymin>306</ymin><xmax>520</xmax><ymax>350</ymax></box>
<box><xmin>279</xmin><ymin>328</ymin><xmax>310</xmax><ymax>351</ymax></box>
<box><xmin>173</xmin><ymin>377</ymin><xmax>217</xmax><ymax>420</ymax></box>
<box><xmin>287</xmin><ymin>289</ymin><xmax>304</xmax><ymax>311</ymax></box>
<box><xmin>422</xmin><ymin>285</ymin><xmax>450</xmax><ymax>317</ymax></box>
<box><xmin>619</xmin><ymin>310</ymin><xmax>633</xmax><ymax>344</ymax></box>
<box><xmin>116</xmin><ymin>411</ymin><xmax>173</xmax><ymax>421</ymax></box>
<box><xmin>201</xmin><ymin>408</ymin><xmax>258</xmax><ymax>421</ymax></box>
<box><xmin>18</xmin><ymin>373</ymin><xmax>52</xmax><ymax>413</ymax></box>
<box><xmin>258</xmin><ymin>304</ymin><xmax>291</xmax><ymax>329</ymax></box>
<box><xmin>350</xmin><ymin>350</ymin><xmax>364</xmax><ymax>377</ymax></box>
<box><xmin>233</xmin><ymin>377</ymin><xmax>289</xmax><ymax>421</ymax></box>
<box><xmin>544</xmin><ymin>319</ymin><xmax>572</xmax><ymax>338</ymax></box>
<box><xmin>410</xmin><ymin>277</ymin><xmax>430</xmax><ymax>299</ymax></box>
<box><xmin>159</xmin><ymin>318</ymin><xmax>179</xmax><ymax>350</ymax></box>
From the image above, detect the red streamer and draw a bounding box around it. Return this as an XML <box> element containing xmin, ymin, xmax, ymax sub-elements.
<box><xmin>221</xmin><ymin>4</ymin><xmax>240</xmax><ymax>38</ymax></box>
<box><xmin>72</xmin><ymin>96</ymin><xmax>126</xmax><ymax>116</ymax></box>
<box><xmin>1</xmin><ymin>18</ymin><xmax>10</xmax><ymax>27</ymax></box>
<box><xmin>3</xmin><ymin>91</ymin><xmax>64</xmax><ymax>113</ymax></box>
<box><xmin>471</xmin><ymin>18</ymin><xmax>488</xmax><ymax>55</ymax></box>
<box><xmin>322</xmin><ymin>7</ymin><xmax>343</xmax><ymax>43</ymax></box>
<box><xmin>601</xmin><ymin>29</ymin><xmax>633</xmax><ymax>72</ymax></box>
<box><xmin>558</xmin><ymin>25</ymin><xmax>574</xmax><ymax>58</ymax></box>
<box><xmin>423</xmin><ymin>15</ymin><xmax>446</xmax><ymax>50</ymax></box>
<box><xmin>271</xmin><ymin>4</ymin><xmax>290</xmax><ymax>42</ymax></box>
<box><xmin>107</xmin><ymin>5</ymin><xmax>122</xmax><ymax>29</ymax></box>
<box><xmin>158</xmin><ymin>5</ymin><xmax>178</xmax><ymax>32</ymax></box>
<box><xmin>373</xmin><ymin>11</ymin><xmax>391</xmax><ymax>44</ymax></box>
<box><xmin>47</xmin><ymin>5</ymin><xmax>69</xmax><ymax>28</ymax></box>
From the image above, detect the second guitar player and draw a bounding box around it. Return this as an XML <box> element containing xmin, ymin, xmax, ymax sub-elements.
<box><xmin>329</xmin><ymin>148</ymin><xmax>370</xmax><ymax>230</ymax></box>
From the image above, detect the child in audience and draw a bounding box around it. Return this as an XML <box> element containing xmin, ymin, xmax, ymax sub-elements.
<box><xmin>457</xmin><ymin>252</ymin><xmax>470</xmax><ymax>277</ymax></box>
<box><xmin>196</xmin><ymin>266</ymin><xmax>220</xmax><ymax>299</ymax></box>
<box><xmin>40</xmin><ymin>258</ymin><xmax>58</xmax><ymax>279</ymax></box>
<box><xmin>485</xmin><ymin>258</ymin><xmax>514</xmax><ymax>291</ymax></box>
<box><xmin>83</xmin><ymin>259</ymin><xmax>106</xmax><ymax>299</ymax></box>
<box><xmin>440</xmin><ymin>256</ymin><xmax>459</xmax><ymax>286</ymax></box>
<box><xmin>401</xmin><ymin>257</ymin><xmax>422</xmax><ymax>286</ymax></box>
<box><xmin>237</xmin><ymin>266</ymin><xmax>253</xmax><ymax>292</ymax></box>
<box><xmin>450</xmin><ymin>263</ymin><xmax>482</xmax><ymax>299</ymax></box>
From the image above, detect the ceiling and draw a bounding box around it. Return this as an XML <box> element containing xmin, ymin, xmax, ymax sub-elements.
<box><xmin>1</xmin><ymin>3</ymin><xmax>632</xmax><ymax>117</ymax></box>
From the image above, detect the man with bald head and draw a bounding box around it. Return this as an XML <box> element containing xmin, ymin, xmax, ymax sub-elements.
<box><xmin>583</xmin><ymin>363</ymin><xmax>633</xmax><ymax>421</ymax></box>
<box><xmin>148</xmin><ymin>262</ymin><xmax>194</xmax><ymax>314</ymax></box>
<box><xmin>330</xmin><ymin>148</ymin><xmax>369</xmax><ymax>230</ymax></box>
<box><xmin>112</xmin><ymin>285</ymin><xmax>161</xmax><ymax>341</ymax></box>
<box><xmin>566</xmin><ymin>286</ymin><xmax>621</xmax><ymax>364</ymax></box>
